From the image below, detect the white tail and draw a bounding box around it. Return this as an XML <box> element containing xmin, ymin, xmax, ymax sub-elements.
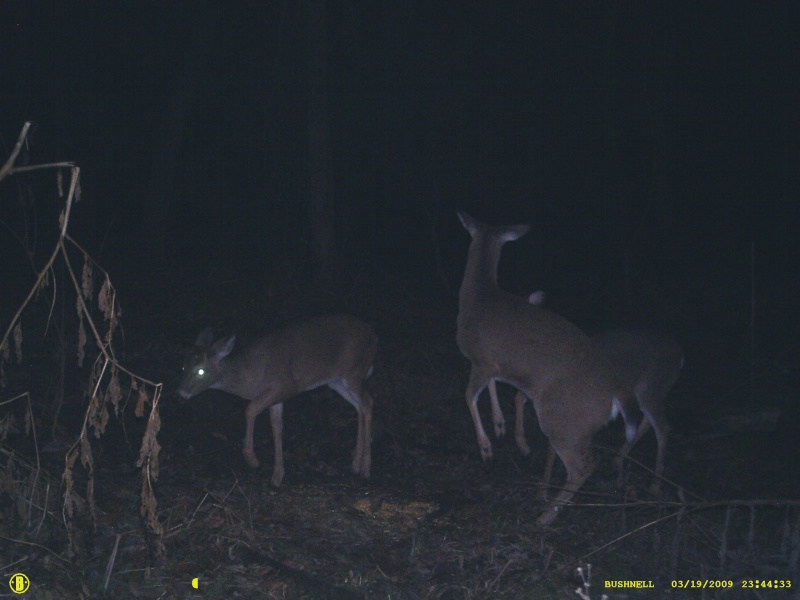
<box><xmin>494</xmin><ymin>291</ymin><xmax>683</xmax><ymax>496</ymax></box>
<box><xmin>177</xmin><ymin>315</ymin><xmax>377</xmax><ymax>487</ymax></box>
<box><xmin>456</xmin><ymin>212</ymin><xmax>642</xmax><ymax>526</ymax></box>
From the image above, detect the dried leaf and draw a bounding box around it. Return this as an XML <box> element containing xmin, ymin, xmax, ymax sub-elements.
<box><xmin>88</xmin><ymin>386</ymin><xmax>109</xmax><ymax>439</ymax></box>
<box><xmin>97</xmin><ymin>275</ymin><xmax>111</xmax><ymax>318</ymax></box>
<box><xmin>80</xmin><ymin>434</ymin><xmax>94</xmax><ymax>472</ymax></box>
<box><xmin>99</xmin><ymin>278</ymin><xmax>121</xmax><ymax>349</ymax></box>
<box><xmin>135</xmin><ymin>386</ymin><xmax>150</xmax><ymax>418</ymax></box>
<box><xmin>57</xmin><ymin>169</ymin><xmax>64</xmax><ymax>197</ymax></box>
<box><xmin>108</xmin><ymin>366</ymin><xmax>122</xmax><ymax>416</ymax></box>
<box><xmin>96</xmin><ymin>405</ymin><xmax>109</xmax><ymax>438</ymax></box>
<box><xmin>139</xmin><ymin>406</ymin><xmax>165</xmax><ymax>557</ymax></box>
<box><xmin>81</xmin><ymin>256</ymin><xmax>93</xmax><ymax>302</ymax></box>
<box><xmin>86</xmin><ymin>473</ymin><xmax>96</xmax><ymax>531</ymax></box>
<box><xmin>0</xmin><ymin>414</ymin><xmax>16</xmax><ymax>441</ymax></box>
<box><xmin>137</xmin><ymin>410</ymin><xmax>162</xmax><ymax>473</ymax></box>
<box><xmin>80</xmin><ymin>435</ymin><xmax>97</xmax><ymax>531</ymax></box>
<box><xmin>77</xmin><ymin>320</ymin><xmax>86</xmax><ymax>368</ymax></box>
<box><xmin>149</xmin><ymin>439</ymin><xmax>161</xmax><ymax>482</ymax></box>
<box><xmin>106</xmin><ymin>315</ymin><xmax>117</xmax><ymax>348</ymax></box>
<box><xmin>98</xmin><ymin>277</ymin><xmax>111</xmax><ymax>318</ymax></box>
<box><xmin>87</xmin><ymin>392</ymin><xmax>98</xmax><ymax>430</ymax></box>
<box><xmin>88</xmin><ymin>358</ymin><xmax>103</xmax><ymax>392</ymax></box>
<box><xmin>13</xmin><ymin>322</ymin><xmax>22</xmax><ymax>364</ymax></box>
<box><xmin>63</xmin><ymin>450</ymin><xmax>77</xmax><ymax>519</ymax></box>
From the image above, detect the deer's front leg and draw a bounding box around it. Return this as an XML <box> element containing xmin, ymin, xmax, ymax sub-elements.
<box><xmin>243</xmin><ymin>396</ymin><xmax>271</xmax><ymax>469</ymax></box>
<box><xmin>514</xmin><ymin>391</ymin><xmax>531</xmax><ymax>456</ymax></box>
<box><xmin>487</xmin><ymin>380</ymin><xmax>507</xmax><ymax>439</ymax></box>
<box><xmin>268</xmin><ymin>403</ymin><xmax>285</xmax><ymax>487</ymax></box>
<box><xmin>350</xmin><ymin>385</ymin><xmax>373</xmax><ymax>479</ymax></box>
<box><xmin>539</xmin><ymin>442</ymin><xmax>557</xmax><ymax>500</ymax></box>
<box><xmin>466</xmin><ymin>370</ymin><xmax>492</xmax><ymax>462</ymax></box>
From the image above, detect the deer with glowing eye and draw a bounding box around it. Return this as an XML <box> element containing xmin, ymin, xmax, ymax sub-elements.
<box><xmin>177</xmin><ymin>315</ymin><xmax>377</xmax><ymax>487</ymax></box>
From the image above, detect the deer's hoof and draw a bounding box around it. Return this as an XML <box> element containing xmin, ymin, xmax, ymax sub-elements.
<box><xmin>479</xmin><ymin>443</ymin><xmax>494</xmax><ymax>463</ymax></box>
<box><xmin>535</xmin><ymin>504</ymin><xmax>560</xmax><ymax>528</ymax></box>
<box><xmin>243</xmin><ymin>449</ymin><xmax>260</xmax><ymax>469</ymax></box>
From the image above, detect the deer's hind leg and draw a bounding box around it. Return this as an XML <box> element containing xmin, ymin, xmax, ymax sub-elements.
<box><xmin>329</xmin><ymin>376</ymin><xmax>374</xmax><ymax>479</ymax></box>
<box><xmin>536</xmin><ymin>439</ymin><xmax>596</xmax><ymax>527</ymax></box>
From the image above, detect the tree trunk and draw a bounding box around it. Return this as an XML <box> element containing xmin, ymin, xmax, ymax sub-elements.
<box><xmin>140</xmin><ymin>19</ymin><xmax>206</xmax><ymax>263</ymax></box>
<box><xmin>306</xmin><ymin>0</ymin><xmax>340</xmax><ymax>296</ymax></box>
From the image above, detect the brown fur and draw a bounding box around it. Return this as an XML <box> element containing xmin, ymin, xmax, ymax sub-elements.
<box><xmin>456</xmin><ymin>211</ymin><xmax>641</xmax><ymax>526</ymax></box>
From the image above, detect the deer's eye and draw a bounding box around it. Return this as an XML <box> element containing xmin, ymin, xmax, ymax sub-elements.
<box><xmin>197</xmin><ymin>368</ymin><xmax>205</xmax><ymax>377</ymax></box>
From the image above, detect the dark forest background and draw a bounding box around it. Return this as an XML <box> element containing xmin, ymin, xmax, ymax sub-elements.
<box><xmin>2</xmin><ymin>1</ymin><xmax>799</xmax><ymax>386</ymax></box>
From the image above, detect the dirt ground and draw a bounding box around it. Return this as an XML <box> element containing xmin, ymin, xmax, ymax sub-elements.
<box><xmin>2</xmin><ymin>269</ymin><xmax>799</xmax><ymax>599</ymax></box>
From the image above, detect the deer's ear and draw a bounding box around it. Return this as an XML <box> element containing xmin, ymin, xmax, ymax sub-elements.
<box><xmin>457</xmin><ymin>210</ymin><xmax>479</xmax><ymax>236</ymax></box>
<box><xmin>211</xmin><ymin>335</ymin><xmax>235</xmax><ymax>359</ymax></box>
<box><xmin>528</xmin><ymin>291</ymin><xmax>546</xmax><ymax>305</ymax></box>
<box><xmin>499</xmin><ymin>223</ymin><xmax>530</xmax><ymax>242</ymax></box>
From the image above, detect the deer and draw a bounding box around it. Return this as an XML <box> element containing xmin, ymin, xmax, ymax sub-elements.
<box><xmin>590</xmin><ymin>330</ymin><xmax>682</xmax><ymax>494</ymax></box>
<box><xmin>486</xmin><ymin>292</ymin><xmax>683</xmax><ymax>497</ymax></box>
<box><xmin>177</xmin><ymin>315</ymin><xmax>377</xmax><ymax>487</ymax></box>
<box><xmin>455</xmin><ymin>211</ymin><xmax>642</xmax><ymax>526</ymax></box>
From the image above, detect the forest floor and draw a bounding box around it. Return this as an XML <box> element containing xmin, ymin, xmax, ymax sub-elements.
<box><xmin>2</xmin><ymin>267</ymin><xmax>798</xmax><ymax>599</ymax></box>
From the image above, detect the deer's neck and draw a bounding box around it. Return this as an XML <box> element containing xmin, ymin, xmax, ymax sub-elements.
<box><xmin>212</xmin><ymin>355</ymin><xmax>252</xmax><ymax>399</ymax></box>
<box><xmin>459</xmin><ymin>241</ymin><xmax>501</xmax><ymax>311</ymax></box>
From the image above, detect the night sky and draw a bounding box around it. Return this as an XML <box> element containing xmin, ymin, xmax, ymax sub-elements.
<box><xmin>2</xmin><ymin>3</ymin><xmax>799</xmax><ymax>371</ymax></box>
